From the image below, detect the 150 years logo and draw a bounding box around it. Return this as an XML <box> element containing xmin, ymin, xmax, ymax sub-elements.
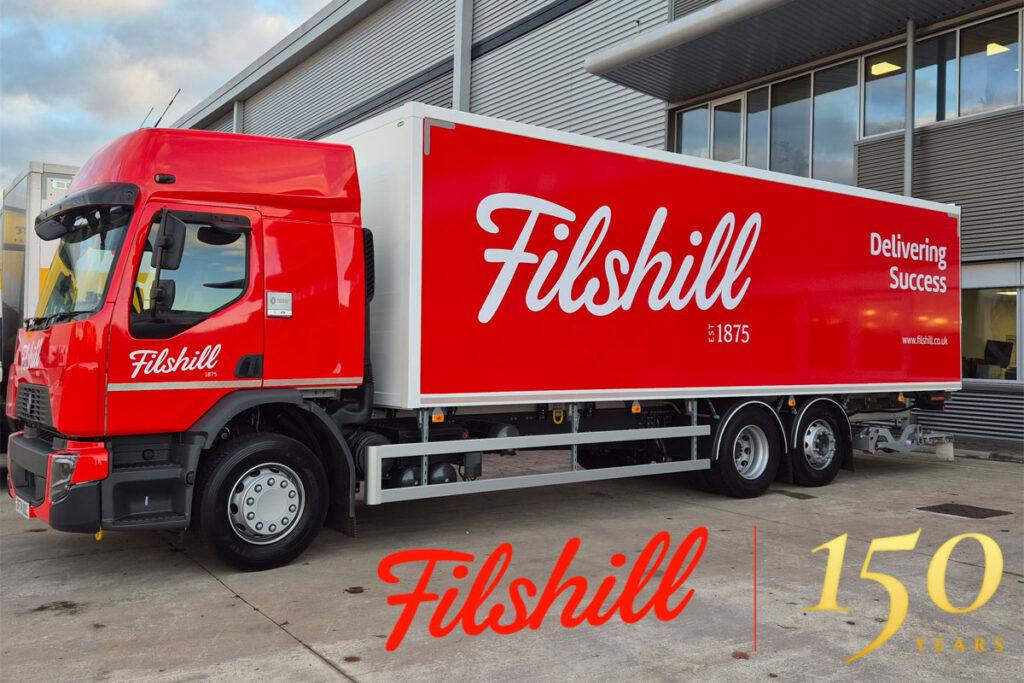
<box><xmin>806</xmin><ymin>529</ymin><xmax>1005</xmax><ymax>662</ymax></box>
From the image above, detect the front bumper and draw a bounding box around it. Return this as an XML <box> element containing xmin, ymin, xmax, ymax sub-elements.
<box><xmin>7</xmin><ymin>432</ymin><xmax>108</xmax><ymax>533</ymax></box>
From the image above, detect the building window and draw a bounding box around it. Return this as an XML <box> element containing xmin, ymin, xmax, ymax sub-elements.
<box><xmin>962</xmin><ymin>288</ymin><xmax>1019</xmax><ymax>381</ymax></box>
<box><xmin>712</xmin><ymin>98</ymin><xmax>743</xmax><ymax>162</ymax></box>
<box><xmin>915</xmin><ymin>32</ymin><xmax>957</xmax><ymax>125</ymax></box>
<box><xmin>745</xmin><ymin>87</ymin><xmax>769</xmax><ymax>169</ymax></box>
<box><xmin>812</xmin><ymin>61</ymin><xmax>858</xmax><ymax>184</ymax></box>
<box><xmin>865</xmin><ymin>47</ymin><xmax>906</xmax><ymax>136</ymax></box>
<box><xmin>959</xmin><ymin>13</ymin><xmax>1020</xmax><ymax>116</ymax></box>
<box><xmin>678</xmin><ymin>105</ymin><xmax>709</xmax><ymax>158</ymax></box>
<box><xmin>770</xmin><ymin>75</ymin><xmax>810</xmax><ymax>177</ymax></box>
<box><xmin>671</xmin><ymin>10</ymin><xmax>1023</xmax><ymax>185</ymax></box>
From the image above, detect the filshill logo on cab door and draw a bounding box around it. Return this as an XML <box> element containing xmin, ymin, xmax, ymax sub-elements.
<box><xmin>128</xmin><ymin>344</ymin><xmax>221</xmax><ymax>379</ymax></box>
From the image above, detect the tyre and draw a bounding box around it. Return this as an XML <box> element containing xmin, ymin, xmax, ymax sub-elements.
<box><xmin>193</xmin><ymin>433</ymin><xmax>328</xmax><ymax>571</ymax></box>
<box><xmin>708</xmin><ymin>407</ymin><xmax>782</xmax><ymax>498</ymax></box>
<box><xmin>791</xmin><ymin>405</ymin><xmax>844</xmax><ymax>487</ymax></box>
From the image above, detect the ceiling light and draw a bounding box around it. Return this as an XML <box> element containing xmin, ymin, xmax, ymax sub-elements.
<box><xmin>997</xmin><ymin>290</ymin><xmax>1018</xmax><ymax>296</ymax></box>
<box><xmin>870</xmin><ymin>61</ymin><xmax>902</xmax><ymax>76</ymax></box>
<box><xmin>987</xmin><ymin>42</ymin><xmax>1010</xmax><ymax>56</ymax></box>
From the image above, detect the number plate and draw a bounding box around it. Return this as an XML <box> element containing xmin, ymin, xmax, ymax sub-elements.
<box><xmin>14</xmin><ymin>496</ymin><xmax>31</xmax><ymax>519</ymax></box>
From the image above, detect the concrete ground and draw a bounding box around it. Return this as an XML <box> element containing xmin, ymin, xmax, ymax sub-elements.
<box><xmin>1</xmin><ymin>447</ymin><xmax>1022</xmax><ymax>682</ymax></box>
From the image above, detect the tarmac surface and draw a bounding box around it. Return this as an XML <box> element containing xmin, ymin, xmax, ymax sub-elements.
<box><xmin>1</xmin><ymin>446</ymin><xmax>1022</xmax><ymax>681</ymax></box>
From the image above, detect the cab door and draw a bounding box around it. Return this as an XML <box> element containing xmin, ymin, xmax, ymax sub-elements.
<box><xmin>105</xmin><ymin>202</ymin><xmax>264</xmax><ymax>435</ymax></box>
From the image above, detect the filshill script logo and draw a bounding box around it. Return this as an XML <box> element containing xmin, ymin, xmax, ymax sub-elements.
<box><xmin>475</xmin><ymin>193</ymin><xmax>760</xmax><ymax>323</ymax></box>
<box><xmin>377</xmin><ymin>529</ymin><xmax>708</xmax><ymax>651</ymax></box>
<box><xmin>128</xmin><ymin>344</ymin><xmax>221</xmax><ymax>379</ymax></box>
<box><xmin>20</xmin><ymin>338</ymin><xmax>43</xmax><ymax>369</ymax></box>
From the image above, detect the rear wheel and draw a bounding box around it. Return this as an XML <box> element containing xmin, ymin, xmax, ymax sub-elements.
<box><xmin>707</xmin><ymin>407</ymin><xmax>782</xmax><ymax>498</ymax></box>
<box><xmin>193</xmin><ymin>433</ymin><xmax>327</xmax><ymax>571</ymax></box>
<box><xmin>792</xmin><ymin>406</ymin><xmax>844</xmax><ymax>487</ymax></box>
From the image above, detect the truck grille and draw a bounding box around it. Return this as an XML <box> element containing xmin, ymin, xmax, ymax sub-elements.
<box><xmin>15</xmin><ymin>384</ymin><xmax>53</xmax><ymax>427</ymax></box>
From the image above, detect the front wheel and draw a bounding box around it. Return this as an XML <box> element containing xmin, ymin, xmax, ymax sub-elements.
<box><xmin>707</xmin><ymin>407</ymin><xmax>782</xmax><ymax>498</ymax></box>
<box><xmin>193</xmin><ymin>433</ymin><xmax>328</xmax><ymax>571</ymax></box>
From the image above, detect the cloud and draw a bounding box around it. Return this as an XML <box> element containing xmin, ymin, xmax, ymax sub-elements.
<box><xmin>0</xmin><ymin>0</ymin><xmax>327</xmax><ymax>186</ymax></box>
<box><xmin>2</xmin><ymin>0</ymin><xmax>164</xmax><ymax>20</ymax></box>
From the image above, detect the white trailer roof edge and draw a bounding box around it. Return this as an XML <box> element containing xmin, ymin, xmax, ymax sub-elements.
<box><xmin>418</xmin><ymin>382</ymin><xmax>962</xmax><ymax>407</ymax></box>
<box><xmin>323</xmin><ymin>102</ymin><xmax>961</xmax><ymax>218</ymax></box>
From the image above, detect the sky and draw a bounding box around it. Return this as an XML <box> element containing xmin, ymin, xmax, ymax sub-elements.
<box><xmin>0</xmin><ymin>0</ymin><xmax>329</xmax><ymax>186</ymax></box>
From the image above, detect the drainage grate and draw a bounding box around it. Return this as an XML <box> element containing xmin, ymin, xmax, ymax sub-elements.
<box><xmin>917</xmin><ymin>503</ymin><xmax>1012</xmax><ymax>519</ymax></box>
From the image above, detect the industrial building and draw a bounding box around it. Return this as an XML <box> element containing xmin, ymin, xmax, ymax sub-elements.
<box><xmin>175</xmin><ymin>0</ymin><xmax>1024</xmax><ymax>442</ymax></box>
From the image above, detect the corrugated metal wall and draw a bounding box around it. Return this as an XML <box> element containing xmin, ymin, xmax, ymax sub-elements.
<box><xmin>471</xmin><ymin>0</ymin><xmax>669</xmax><ymax>148</ymax></box>
<box><xmin>857</xmin><ymin>108</ymin><xmax>1024</xmax><ymax>261</ymax></box>
<box><xmin>337</xmin><ymin>73</ymin><xmax>453</xmax><ymax>131</ymax></box>
<box><xmin>207</xmin><ymin>113</ymin><xmax>233</xmax><ymax>133</ymax></box>
<box><xmin>241</xmin><ymin>0</ymin><xmax>454</xmax><ymax>138</ymax></box>
<box><xmin>854</xmin><ymin>133</ymin><xmax>903</xmax><ymax>195</ymax></box>
<box><xmin>914</xmin><ymin>109</ymin><xmax>1024</xmax><ymax>261</ymax></box>
<box><xmin>672</xmin><ymin>0</ymin><xmax>719</xmax><ymax>19</ymax></box>
<box><xmin>916</xmin><ymin>388</ymin><xmax>1024</xmax><ymax>441</ymax></box>
<box><xmin>473</xmin><ymin>0</ymin><xmax>551</xmax><ymax>41</ymax></box>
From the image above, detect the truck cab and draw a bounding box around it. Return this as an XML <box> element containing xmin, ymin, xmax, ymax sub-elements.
<box><xmin>6</xmin><ymin>129</ymin><xmax>369</xmax><ymax>569</ymax></box>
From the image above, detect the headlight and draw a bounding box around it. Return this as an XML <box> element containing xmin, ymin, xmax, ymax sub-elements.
<box><xmin>50</xmin><ymin>454</ymin><xmax>79</xmax><ymax>503</ymax></box>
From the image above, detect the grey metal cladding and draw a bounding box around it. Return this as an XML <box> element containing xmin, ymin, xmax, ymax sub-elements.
<box><xmin>856</xmin><ymin>134</ymin><xmax>903</xmax><ymax>196</ymax></box>
<box><xmin>915</xmin><ymin>388</ymin><xmax>1024</xmax><ymax>441</ymax></box>
<box><xmin>242</xmin><ymin>0</ymin><xmax>455</xmax><ymax>139</ymax></box>
<box><xmin>206</xmin><ymin>112</ymin><xmax>233</xmax><ymax>133</ymax></box>
<box><xmin>471</xmin><ymin>0</ymin><xmax>670</xmax><ymax>149</ymax></box>
<box><xmin>311</xmin><ymin>72</ymin><xmax>454</xmax><ymax>140</ymax></box>
<box><xmin>671</xmin><ymin>0</ymin><xmax>719</xmax><ymax>20</ymax></box>
<box><xmin>857</xmin><ymin>108</ymin><xmax>1024</xmax><ymax>262</ymax></box>
<box><xmin>913</xmin><ymin>109</ymin><xmax>1024</xmax><ymax>262</ymax></box>
<box><xmin>473</xmin><ymin>0</ymin><xmax>552</xmax><ymax>42</ymax></box>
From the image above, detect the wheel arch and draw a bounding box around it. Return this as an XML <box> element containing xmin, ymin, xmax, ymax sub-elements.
<box><xmin>190</xmin><ymin>390</ymin><xmax>357</xmax><ymax>536</ymax></box>
<box><xmin>711</xmin><ymin>399</ymin><xmax>788</xmax><ymax>461</ymax></box>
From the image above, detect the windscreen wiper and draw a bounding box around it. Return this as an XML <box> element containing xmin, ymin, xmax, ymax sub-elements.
<box><xmin>39</xmin><ymin>310</ymin><xmax>88</xmax><ymax>328</ymax></box>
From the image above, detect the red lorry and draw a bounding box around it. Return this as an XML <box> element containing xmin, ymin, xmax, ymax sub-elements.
<box><xmin>7</xmin><ymin>104</ymin><xmax>960</xmax><ymax>570</ymax></box>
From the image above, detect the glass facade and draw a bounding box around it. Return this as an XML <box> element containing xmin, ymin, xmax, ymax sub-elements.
<box><xmin>915</xmin><ymin>32</ymin><xmax>957</xmax><ymax>125</ymax></box>
<box><xmin>962</xmin><ymin>288</ymin><xmax>1019</xmax><ymax>382</ymax></box>
<box><xmin>865</xmin><ymin>47</ymin><xmax>907</xmax><ymax>136</ymax></box>
<box><xmin>673</xmin><ymin>11</ymin><xmax>1023</xmax><ymax>185</ymax></box>
<box><xmin>770</xmin><ymin>76</ymin><xmax>810</xmax><ymax>177</ymax></box>
<box><xmin>678</xmin><ymin>105</ymin><xmax>709</xmax><ymax>158</ymax></box>
<box><xmin>959</xmin><ymin>14</ymin><xmax>1020</xmax><ymax>116</ymax></box>
<box><xmin>812</xmin><ymin>61</ymin><xmax>858</xmax><ymax>184</ymax></box>
<box><xmin>712</xmin><ymin>99</ymin><xmax>742</xmax><ymax>162</ymax></box>
<box><xmin>745</xmin><ymin>87</ymin><xmax>769</xmax><ymax>169</ymax></box>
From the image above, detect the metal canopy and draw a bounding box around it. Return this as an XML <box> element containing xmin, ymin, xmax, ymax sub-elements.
<box><xmin>584</xmin><ymin>0</ymin><xmax>1012</xmax><ymax>103</ymax></box>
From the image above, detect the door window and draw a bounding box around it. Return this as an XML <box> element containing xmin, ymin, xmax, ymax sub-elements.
<box><xmin>130</xmin><ymin>210</ymin><xmax>250</xmax><ymax>339</ymax></box>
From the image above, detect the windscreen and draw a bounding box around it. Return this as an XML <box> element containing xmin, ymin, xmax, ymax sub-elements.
<box><xmin>33</xmin><ymin>205</ymin><xmax>132</xmax><ymax>325</ymax></box>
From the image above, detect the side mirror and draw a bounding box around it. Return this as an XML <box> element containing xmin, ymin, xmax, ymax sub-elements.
<box><xmin>151</xmin><ymin>211</ymin><xmax>186</xmax><ymax>270</ymax></box>
<box><xmin>151</xmin><ymin>279</ymin><xmax>176</xmax><ymax>311</ymax></box>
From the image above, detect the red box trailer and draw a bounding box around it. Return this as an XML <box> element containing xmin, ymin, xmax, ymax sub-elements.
<box><xmin>324</xmin><ymin>105</ymin><xmax>960</xmax><ymax>407</ymax></box>
<box><xmin>7</xmin><ymin>103</ymin><xmax>960</xmax><ymax>569</ymax></box>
